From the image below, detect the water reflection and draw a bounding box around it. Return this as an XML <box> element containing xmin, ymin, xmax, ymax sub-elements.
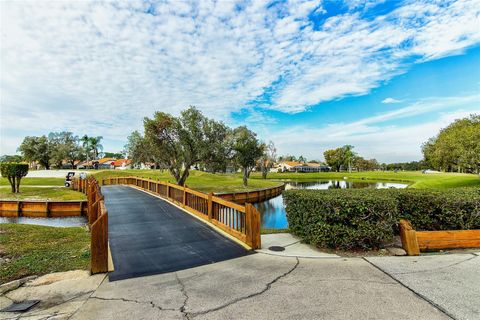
<box><xmin>0</xmin><ymin>216</ymin><xmax>87</xmax><ymax>227</ymax></box>
<box><xmin>255</xmin><ymin>179</ymin><xmax>408</xmax><ymax>229</ymax></box>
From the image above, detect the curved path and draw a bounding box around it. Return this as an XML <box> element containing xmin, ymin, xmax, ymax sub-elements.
<box><xmin>102</xmin><ymin>185</ymin><xmax>250</xmax><ymax>281</ymax></box>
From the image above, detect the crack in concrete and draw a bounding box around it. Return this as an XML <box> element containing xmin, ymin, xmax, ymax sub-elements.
<box><xmin>67</xmin><ymin>273</ymin><xmax>108</xmax><ymax>320</ymax></box>
<box><xmin>90</xmin><ymin>296</ymin><xmax>176</xmax><ymax>312</ymax></box>
<box><xmin>189</xmin><ymin>257</ymin><xmax>300</xmax><ymax>318</ymax></box>
<box><xmin>393</xmin><ymin>254</ymin><xmax>478</xmax><ymax>275</ymax></box>
<box><xmin>175</xmin><ymin>273</ymin><xmax>191</xmax><ymax>320</ymax></box>
<box><xmin>364</xmin><ymin>258</ymin><xmax>456</xmax><ymax>320</ymax></box>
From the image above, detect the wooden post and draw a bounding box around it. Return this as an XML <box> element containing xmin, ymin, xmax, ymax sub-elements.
<box><xmin>244</xmin><ymin>203</ymin><xmax>261</xmax><ymax>250</ymax></box>
<box><xmin>183</xmin><ymin>186</ymin><xmax>187</xmax><ymax>208</ymax></box>
<box><xmin>17</xmin><ymin>201</ymin><xmax>22</xmax><ymax>217</ymax></box>
<box><xmin>45</xmin><ymin>201</ymin><xmax>50</xmax><ymax>217</ymax></box>
<box><xmin>208</xmin><ymin>192</ymin><xmax>213</xmax><ymax>221</ymax></box>
<box><xmin>399</xmin><ymin>219</ymin><xmax>420</xmax><ymax>256</ymax></box>
<box><xmin>91</xmin><ymin>213</ymin><xmax>108</xmax><ymax>273</ymax></box>
<box><xmin>252</xmin><ymin>205</ymin><xmax>261</xmax><ymax>249</ymax></box>
<box><xmin>245</xmin><ymin>203</ymin><xmax>253</xmax><ymax>248</ymax></box>
<box><xmin>89</xmin><ymin>200</ymin><xmax>98</xmax><ymax>225</ymax></box>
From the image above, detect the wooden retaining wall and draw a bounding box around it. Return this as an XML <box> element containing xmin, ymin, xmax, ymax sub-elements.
<box><xmin>72</xmin><ymin>177</ymin><xmax>109</xmax><ymax>273</ymax></box>
<box><xmin>399</xmin><ymin>219</ymin><xmax>480</xmax><ymax>255</ymax></box>
<box><xmin>0</xmin><ymin>200</ymin><xmax>87</xmax><ymax>217</ymax></box>
<box><xmin>215</xmin><ymin>183</ymin><xmax>285</xmax><ymax>204</ymax></box>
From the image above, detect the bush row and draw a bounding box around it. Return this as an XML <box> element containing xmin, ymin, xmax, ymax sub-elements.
<box><xmin>283</xmin><ymin>188</ymin><xmax>480</xmax><ymax>250</ymax></box>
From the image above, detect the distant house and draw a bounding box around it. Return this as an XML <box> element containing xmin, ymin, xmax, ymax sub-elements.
<box><xmin>76</xmin><ymin>160</ymin><xmax>94</xmax><ymax>169</ymax></box>
<box><xmin>97</xmin><ymin>158</ymin><xmax>116</xmax><ymax>169</ymax></box>
<box><xmin>278</xmin><ymin>161</ymin><xmax>302</xmax><ymax>172</ymax></box>
<box><xmin>113</xmin><ymin>159</ymin><xmax>132</xmax><ymax>170</ymax></box>
<box><xmin>276</xmin><ymin>161</ymin><xmax>330</xmax><ymax>172</ymax></box>
<box><xmin>293</xmin><ymin>162</ymin><xmax>330</xmax><ymax>172</ymax></box>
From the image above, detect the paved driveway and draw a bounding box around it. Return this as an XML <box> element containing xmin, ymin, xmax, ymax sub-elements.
<box><xmin>102</xmin><ymin>185</ymin><xmax>250</xmax><ymax>281</ymax></box>
<box><xmin>72</xmin><ymin>254</ymin><xmax>450</xmax><ymax>320</ymax></box>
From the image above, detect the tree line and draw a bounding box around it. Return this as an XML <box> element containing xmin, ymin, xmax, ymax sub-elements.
<box><xmin>6</xmin><ymin>133</ymin><xmax>105</xmax><ymax>169</ymax></box>
<box><xmin>422</xmin><ymin>114</ymin><xmax>479</xmax><ymax>173</ymax></box>
<box><xmin>125</xmin><ymin>107</ymin><xmax>275</xmax><ymax>186</ymax></box>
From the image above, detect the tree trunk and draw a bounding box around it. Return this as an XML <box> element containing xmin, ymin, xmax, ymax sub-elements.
<box><xmin>8</xmin><ymin>176</ymin><xmax>15</xmax><ymax>193</ymax></box>
<box><xmin>243</xmin><ymin>167</ymin><xmax>248</xmax><ymax>187</ymax></box>
<box><xmin>262</xmin><ymin>169</ymin><xmax>267</xmax><ymax>179</ymax></box>
<box><xmin>178</xmin><ymin>168</ymin><xmax>190</xmax><ymax>186</ymax></box>
<box><xmin>16</xmin><ymin>177</ymin><xmax>21</xmax><ymax>193</ymax></box>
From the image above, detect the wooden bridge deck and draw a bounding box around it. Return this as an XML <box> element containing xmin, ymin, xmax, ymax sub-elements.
<box><xmin>102</xmin><ymin>185</ymin><xmax>251</xmax><ymax>281</ymax></box>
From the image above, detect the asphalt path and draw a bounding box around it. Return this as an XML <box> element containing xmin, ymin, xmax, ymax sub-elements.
<box><xmin>102</xmin><ymin>185</ymin><xmax>250</xmax><ymax>281</ymax></box>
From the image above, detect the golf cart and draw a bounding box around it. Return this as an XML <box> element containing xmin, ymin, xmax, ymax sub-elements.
<box><xmin>65</xmin><ymin>172</ymin><xmax>75</xmax><ymax>187</ymax></box>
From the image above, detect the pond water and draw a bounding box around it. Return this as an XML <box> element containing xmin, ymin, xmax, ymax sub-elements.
<box><xmin>0</xmin><ymin>216</ymin><xmax>87</xmax><ymax>227</ymax></box>
<box><xmin>254</xmin><ymin>180</ymin><xmax>408</xmax><ymax>229</ymax></box>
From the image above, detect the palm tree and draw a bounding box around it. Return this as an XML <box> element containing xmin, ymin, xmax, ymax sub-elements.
<box><xmin>81</xmin><ymin>135</ymin><xmax>91</xmax><ymax>166</ymax></box>
<box><xmin>89</xmin><ymin>136</ymin><xmax>103</xmax><ymax>160</ymax></box>
<box><xmin>343</xmin><ymin>145</ymin><xmax>356</xmax><ymax>173</ymax></box>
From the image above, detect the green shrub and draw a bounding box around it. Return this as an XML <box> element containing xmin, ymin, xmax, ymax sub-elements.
<box><xmin>0</xmin><ymin>162</ymin><xmax>29</xmax><ymax>193</ymax></box>
<box><xmin>396</xmin><ymin>188</ymin><xmax>480</xmax><ymax>230</ymax></box>
<box><xmin>284</xmin><ymin>188</ymin><xmax>480</xmax><ymax>250</ymax></box>
<box><xmin>283</xmin><ymin>189</ymin><xmax>398</xmax><ymax>249</ymax></box>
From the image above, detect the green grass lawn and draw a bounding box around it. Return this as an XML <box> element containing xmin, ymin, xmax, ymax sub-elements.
<box><xmin>251</xmin><ymin>171</ymin><xmax>480</xmax><ymax>189</ymax></box>
<box><xmin>92</xmin><ymin>169</ymin><xmax>281</xmax><ymax>193</ymax></box>
<box><xmin>0</xmin><ymin>187</ymin><xmax>87</xmax><ymax>201</ymax></box>
<box><xmin>0</xmin><ymin>177</ymin><xmax>64</xmax><ymax>186</ymax></box>
<box><xmin>0</xmin><ymin>224</ymin><xmax>90</xmax><ymax>284</ymax></box>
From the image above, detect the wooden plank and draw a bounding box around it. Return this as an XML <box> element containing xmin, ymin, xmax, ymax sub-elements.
<box><xmin>185</xmin><ymin>187</ymin><xmax>209</xmax><ymax>199</ymax></box>
<box><xmin>399</xmin><ymin>219</ymin><xmax>420</xmax><ymax>256</ymax></box>
<box><xmin>210</xmin><ymin>219</ymin><xmax>247</xmax><ymax>243</ymax></box>
<box><xmin>211</xmin><ymin>196</ymin><xmax>246</xmax><ymax>212</ymax></box>
<box><xmin>208</xmin><ymin>193</ymin><xmax>213</xmax><ymax>221</ymax></box>
<box><xmin>417</xmin><ymin>230</ymin><xmax>480</xmax><ymax>250</ymax></box>
<box><xmin>91</xmin><ymin>213</ymin><xmax>109</xmax><ymax>274</ymax></box>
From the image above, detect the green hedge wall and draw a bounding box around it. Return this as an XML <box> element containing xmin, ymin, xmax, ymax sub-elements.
<box><xmin>283</xmin><ymin>188</ymin><xmax>480</xmax><ymax>250</ymax></box>
<box><xmin>397</xmin><ymin>188</ymin><xmax>480</xmax><ymax>231</ymax></box>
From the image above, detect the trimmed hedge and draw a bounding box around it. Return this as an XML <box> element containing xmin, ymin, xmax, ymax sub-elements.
<box><xmin>284</xmin><ymin>188</ymin><xmax>480</xmax><ymax>250</ymax></box>
<box><xmin>397</xmin><ymin>188</ymin><xmax>480</xmax><ymax>231</ymax></box>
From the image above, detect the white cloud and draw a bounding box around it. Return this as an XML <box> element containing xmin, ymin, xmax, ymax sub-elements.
<box><xmin>0</xmin><ymin>0</ymin><xmax>479</xmax><ymax>154</ymax></box>
<box><xmin>382</xmin><ymin>97</ymin><xmax>401</xmax><ymax>104</ymax></box>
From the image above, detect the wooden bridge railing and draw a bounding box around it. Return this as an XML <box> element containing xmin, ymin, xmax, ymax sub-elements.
<box><xmin>102</xmin><ymin>176</ymin><xmax>261</xmax><ymax>249</ymax></box>
<box><xmin>72</xmin><ymin>177</ymin><xmax>109</xmax><ymax>273</ymax></box>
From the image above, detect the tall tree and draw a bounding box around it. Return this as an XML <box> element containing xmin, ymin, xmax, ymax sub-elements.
<box><xmin>422</xmin><ymin>114</ymin><xmax>480</xmax><ymax>173</ymax></box>
<box><xmin>232</xmin><ymin>126</ymin><xmax>264</xmax><ymax>186</ymax></box>
<box><xmin>18</xmin><ymin>135</ymin><xmax>52</xmax><ymax>169</ymax></box>
<box><xmin>342</xmin><ymin>145</ymin><xmax>357</xmax><ymax>173</ymax></box>
<box><xmin>143</xmin><ymin>107</ymin><xmax>213</xmax><ymax>186</ymax></box>
<box><xmin>259</xmin><ymin>141</ymin><xmax>277</xmax><ymax>179</ymax></box>
<box><xmin>81</xmin><ymin>135</ymin><xmax>91</xmax><ymax>165</ymax></box>
<box><xmin>323</xmin><ymin>148</ymin><xmax>343</xmax><ymax>172</ymax></box>
<box><xmin>49</xmin><ymin>132</ymin><xmax>83</xmax><ymax>168</ymax></box>
<box><xmin>125</xmin><ymin>131</ymin><xmax>153</xmax><ymax>166</ymax></box>
<box><xmin>89</xmin><ymin>136</ymin><xmax>103</xmax><ymax>160</ymax></box>
<box><xmin>202</xmin><ymin>119</ymin><xmax>233</xmax><ymax>173</ymax></box>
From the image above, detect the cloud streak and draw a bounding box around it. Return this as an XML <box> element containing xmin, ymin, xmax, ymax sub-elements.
<box><xmin>382</xmin><ymin>98</ymin><xmax>401</xmax><ymax>104</ymax></box>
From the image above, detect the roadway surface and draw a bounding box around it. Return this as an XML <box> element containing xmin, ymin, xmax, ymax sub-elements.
<box><xmin>102</xmin><ymin>185</ymin><xmax>250</xmax><ymax>281</ymax></box>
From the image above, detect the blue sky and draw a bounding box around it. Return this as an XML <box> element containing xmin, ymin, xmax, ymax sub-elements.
<box><xmin>1</xmin><ymin>0</ymin><xmax>479</xmax><ymax>162</ymax></box>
